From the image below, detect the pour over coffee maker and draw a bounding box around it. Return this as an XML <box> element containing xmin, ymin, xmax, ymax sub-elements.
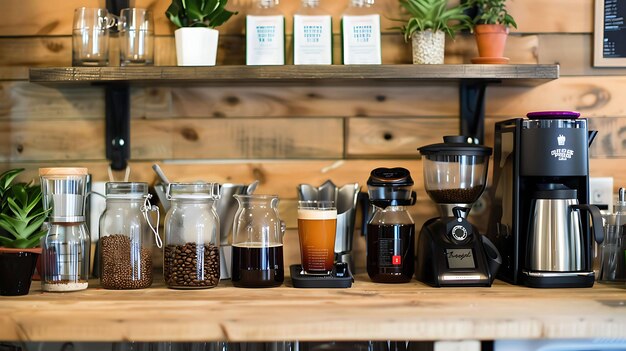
<box><xmin>416</xmin><ymin>136</ymin><xmax>501</xmax><ymax>287</ymax></box>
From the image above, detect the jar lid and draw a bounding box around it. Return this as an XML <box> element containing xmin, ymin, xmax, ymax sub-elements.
<box><xmin>418</xmin><ymin>136</ymin><xmax>492</xmax><ymax>156</ymax></box>
<box><xmin>167</xmin><ymin>182</ymin><xmax>221</xmax><ymax>200</ymax></box>
<box><xmin>526</xmin><ymin>111</ymin><xmax>581</xmax><ymax>119</ymax></box>
<box><xmin>105</xmin><ymin>182</ymin><xmax>148</xmax><ymax>198</ymax></box>
<box><xmin>39</xmin><ymin>167</ymin><xmax>88</xmax><ymax>176</ymax></box>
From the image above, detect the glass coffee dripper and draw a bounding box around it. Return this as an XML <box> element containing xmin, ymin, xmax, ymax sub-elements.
<box><xmin>419</xmin><ymin>136</ymin><xmax>491</xmax><ymax>217</ymax></box>
<box><xmin>39</xmin><ymin>168</ymin><xmax>91</xmax><ymax>292</ymax></box>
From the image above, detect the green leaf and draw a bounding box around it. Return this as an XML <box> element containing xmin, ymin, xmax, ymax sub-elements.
<box><xmin>185</xmin><ymin>0</ymin><xmax>205</xmax><ymax>22</ymax></box>
<box><xmin>207</xmin><ymin>7</ymin><xmax>237</xmax><ymax>28</ymax></box>
<box><xmin>0</xmin><ymin>236</ymin><xmax>14</xmax><ymax>247</ymax></box>
<box><xmin>0</xmin><ymin>169</ymin><xmax>23</xmax><ymax>192</ymax></box>
<box><xmin>202</xmin><ymin>0</ymin><xmax>220</xmax><ymax>17</ymax></box>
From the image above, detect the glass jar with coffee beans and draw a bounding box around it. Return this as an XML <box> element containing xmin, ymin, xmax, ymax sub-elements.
<box><xmin>98</xmin><ymin>182</ymin><xmax>160</xmax><ymax>290</ymax></box>
<box><xmin>164</xmin><ymin>183</ymin><xmax>221</xmax><ymax>289</ymax></box>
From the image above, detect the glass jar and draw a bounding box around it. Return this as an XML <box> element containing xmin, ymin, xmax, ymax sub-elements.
<box><xmin>99</xmin><ymin>182</ymin><xmax>159</xmax><ymax>290</ymax></box>
<box><xmin>231</xmin><ymin>194</ymin><xmax>284</xmax><ymax>288</ymax></box>
<box><xmin>164</xmin><ymin>183</ymin><xmax>220</xmax><ymax>289</ymax></box>
<box><xmin>40</xmin><ymin>167</ymin><xmax>90</xmax><ymax>292</ymax></box>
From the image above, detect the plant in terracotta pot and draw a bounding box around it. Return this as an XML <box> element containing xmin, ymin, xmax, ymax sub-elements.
<box><xmin>166</xmin><ymin>0</ymin><xmax>238</xmax><ymax>66</ymax></box>
<box><xmin>393</xmin><ymin>0</ymin><xmax>472</xmax><ymax>64</ymax></box>
<box><xmin>469</xmin><ymin>0</ymin><xmax>517</xmax><ymax>63</ymax></box>
<box><xmin>0</xmin><ymin>168</ymin><xmax>49</xmax><ymax>296</ymax></box>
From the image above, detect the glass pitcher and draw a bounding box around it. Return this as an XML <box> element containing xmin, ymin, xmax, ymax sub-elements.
<box><xmin>231</xmin><ymin>195</ymin><xmax>284</xmax><ymax>288</ymax></box>
<box><xmin>99</xmin><ymin>182</ymin><xmax>160</xmax><ymax>290</ymax></box>
<box><xmin>164</xmin><ymin>183</ymin><xmax>220</xmax><ymax>289</ymax></box>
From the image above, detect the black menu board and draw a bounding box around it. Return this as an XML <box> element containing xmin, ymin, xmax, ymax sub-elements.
<box><xmin>594</xmin><ymin>0</ymin><xmax>626</xmax><ymax>66</ymax></box>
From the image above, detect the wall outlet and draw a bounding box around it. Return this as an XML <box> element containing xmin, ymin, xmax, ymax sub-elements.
<box><xmin>590</xmin><ymin>177</ymin><xmax>613</xmax><ymax>213</ymax></box>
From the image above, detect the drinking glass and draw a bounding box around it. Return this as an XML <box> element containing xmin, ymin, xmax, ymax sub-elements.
<box><xmin>297</xmin><ymin>200</ymin><xmax>337</xmax><ymax>275</ymax></box>
<box><xmin>119</xmin><ymin>8</ymin><xmax>154</xmax><ymax>66</ymax></box>
<box><xmin>72</xmin><ymin>8</ymin><xmax>116</xmax><ymax>66</ymax></box>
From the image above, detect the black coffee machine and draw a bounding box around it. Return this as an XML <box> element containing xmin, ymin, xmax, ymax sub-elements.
<box><xmin>488</xmin><ymin>111</ymin><xmax>600</xmax><ymax>288</ymax></box>
<box><xmin>416</xmin><ymin>136</ymin><xmax>502</xmax><ymax>287</ymax></box>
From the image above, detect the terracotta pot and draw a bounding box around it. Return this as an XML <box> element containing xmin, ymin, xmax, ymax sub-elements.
<box><xmin>474</xmin><ymin>24</ymin><xmax>509</xmax><ymax>58</ymax></box>
<box><xmin>0</xmin><ymin>247</ymin><xmax>41</xmax><ymax>296</ymax></box>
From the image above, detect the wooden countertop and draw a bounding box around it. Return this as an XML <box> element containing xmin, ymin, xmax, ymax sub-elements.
<box><xmin>0</xmin><ymin>275</ymin><xmax>624</xmax><ymax>342</ymax></box>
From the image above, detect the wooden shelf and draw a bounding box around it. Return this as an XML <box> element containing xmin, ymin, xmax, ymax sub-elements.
<box><xmin>29</xmin><ymin>64</ymin><xmax>559</xmax><ymax>85</ymax></box>
<box><xmin>0</xmin><ymin>276</ymin><xmax>624</xmax><ymax>342</ymax></box>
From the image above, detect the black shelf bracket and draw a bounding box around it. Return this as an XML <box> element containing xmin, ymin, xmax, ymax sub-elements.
<box><xmin>105</xmin><ymin>0</ymin><xmax>130</xmax><ymax>171</ymax></box>
<box><xmin>105</xmin><ymin>84</ymin><xmax>130</xmax><ymax>171</ymax></box>
<box><xmin>459</xmin><ymin>79</ymin><xmax>488</xmax><ymax>144</ymax></box>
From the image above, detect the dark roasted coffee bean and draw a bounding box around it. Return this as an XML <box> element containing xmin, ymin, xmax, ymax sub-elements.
<box><xmin>100</xmin><ymin>234</ymin><xmax>153</xmax><ymax>290</ymax></box>
<box><xmin>163</xmin><ymin>242</ymin><xmax>220</xmax><ymax>289</ymax></box>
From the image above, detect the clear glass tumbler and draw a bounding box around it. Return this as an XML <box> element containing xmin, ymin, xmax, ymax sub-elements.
<box><xmin>72</xmin><ymin>7</ymin><xmax>116</xmax><ymax>66</ymax></box>
<box><xmin>119</xmin><ymin>8</ymin><xmax>154</xmax><ymax>66</ymax></box>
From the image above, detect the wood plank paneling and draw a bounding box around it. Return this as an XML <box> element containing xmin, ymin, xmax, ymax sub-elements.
<box><xmin>0</xmin><ymin>34</ymin><xmax>538</xmax><ymax>75</ymax></box>
<box><xmin>486</xmin><ymin>76</ymin><xmax>626</xmax><ymax>118</ymax></box>
<box><xmin>347</xmin><ymin>117</ymin><xmax>458</xmax><ymax>157</ymax></box>
<box><xmin>0</xmin><ymin>118</ymin><xmax>344</xmax><ymax>161</ymax></box>
<box><xmin>539</xmin><ymin>34</ymin><xmax>626</xmax><ymax>76</ymax></box>
<box><xmin>0</xmin><ymin>0</ymin><xmax>591</xmax><ymax>37</ymax></box>
<box><xmin>1</xmin><ymin>81</ymin><xmax>460</xmax><ymax>120</ymax></box>
<box><xmin>508</xmin><ymin>0</ymin><xmax>593</xmax><ymax>34</ymax></box>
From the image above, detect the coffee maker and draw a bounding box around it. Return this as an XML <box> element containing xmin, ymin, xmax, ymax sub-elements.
<box><xmin>416</xmin><ymin>136</ymin><xmax>501</xmax><ymax>287</ymax></box>
<box><xmin>488</xmin><ymin>111</ymin><xmax>603</xmax><ymax>288</ymax></box>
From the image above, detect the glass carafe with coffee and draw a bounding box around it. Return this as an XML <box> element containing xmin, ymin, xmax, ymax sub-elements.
<box><xmin>231</xmin><ymin>195</ymin><xmax>284</xmax><ymax>288</ymax></box>
<box><xmin>416</xmin><ymin>136</ymin><xmax>501</xmax><ymax>287</ymax></box>
<box><xmin>366</xmin><ymin>167</ymin><xmax>416</xmax><ymax>283</ymax></box>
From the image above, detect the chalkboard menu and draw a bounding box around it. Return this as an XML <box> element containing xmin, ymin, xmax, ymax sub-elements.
<box><xmin>595</xmin><ymin>0</ymin><xmax>626</xmax><ymax>66</ymax></box>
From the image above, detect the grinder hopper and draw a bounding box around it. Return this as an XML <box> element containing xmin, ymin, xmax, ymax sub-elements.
<box><xmin>297</xmin><ymin>180</ymin><xmax>361</xmax><ymax>273</ymax></box>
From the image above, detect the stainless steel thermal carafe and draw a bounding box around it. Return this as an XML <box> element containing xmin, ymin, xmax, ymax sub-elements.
<box><xmin>527</xmin><ymin>188</ymin><xmax>604</xmax><ymax>272</ymax></box>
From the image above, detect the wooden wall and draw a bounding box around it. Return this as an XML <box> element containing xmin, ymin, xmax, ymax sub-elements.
<box><xmin>1</xmin><ymin>0</ymin><xmax>626</xmax><ymax>269</ymax></box>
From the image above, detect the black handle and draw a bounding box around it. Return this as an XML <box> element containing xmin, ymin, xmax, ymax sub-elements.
<box><xmin>572</xmin><ymin>204</ymin><xmax>604</xmax><ymax>244</ymax></box>
<box><xmin>588</xmin><ymin>130</ymin><xmax>598</xmax><ymax>147</ymax></box>
<box><xmin>357</xmin><ymin>192</ymin><xmax>371</xmax><ymax>237</ymax></box>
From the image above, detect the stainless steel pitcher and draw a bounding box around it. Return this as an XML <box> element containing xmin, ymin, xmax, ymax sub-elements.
<box><xmin>527</xmin><ymin>188</ymin><xmax>604</xmax><ymax>272</ymax></box>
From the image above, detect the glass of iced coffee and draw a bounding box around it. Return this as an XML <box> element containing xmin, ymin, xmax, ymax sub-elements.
<box><xmin>297</xmin><ymin>200</ymin><xmax>337</xmax><ymax>275</ymax></box>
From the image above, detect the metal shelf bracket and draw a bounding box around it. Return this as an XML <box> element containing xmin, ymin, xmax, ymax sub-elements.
<box><xmin>459</xmin><ymin>79</ymin><xmax>489</xmax><ymax>144</ymax></box>
<box><xmin>105</xmin><ymin>0</ymin><xmax>130</xmax><ymax>171</ymax></box>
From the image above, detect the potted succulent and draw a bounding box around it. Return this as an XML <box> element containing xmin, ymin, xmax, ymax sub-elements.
<box><xmin>394</xmin><ymin>0</ymin><xmax>472</xmax><ymax>64</ymax></box>
<box><xmin>469</xmin><ymin>0</ymin><xmax>517</xmax><ymax>63</ymax></box>
<box><xmin>0</xmin><ymin>169</ymin><xmax>49</xmax><ymax>296</ymax></box>
<box><xmin>165</xmin><ymin>0</ymin><xmax>238</xmax><ymax>66</ymax></box>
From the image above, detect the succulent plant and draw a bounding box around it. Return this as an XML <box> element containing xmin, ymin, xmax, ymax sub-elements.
<box><xmin>392</xmin><ymin>0</ymin><xmax>473</xmax><ymax>41</ymax></box>
<box><xmin>166</xmin><ymin>0</ymin><xmax>238</xmax><ymax>29</ymax></box>
<box><xmin>0</xmin><ymin>169</ymin><xmax>49</xmax><ymax>249</ymax></box>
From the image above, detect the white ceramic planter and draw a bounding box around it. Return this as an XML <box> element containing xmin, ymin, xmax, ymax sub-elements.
<box><xmin>411</xmin><ymin>30</ymin><xmax>445</xmax><ymax>64</ymax></box>
<box><xmin>175</xmin><ymin>27</ymin><xmax>219</xmax><ymax>66</ymax></box>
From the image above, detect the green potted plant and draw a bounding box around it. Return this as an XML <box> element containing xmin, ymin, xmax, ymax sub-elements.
<box><xmin>0</xmin><ymin>169</ymin><xmax>49</xmax><ymax>296</ymax></box>
<box><xmin>393</xmin><ymin>0</ymin><xmax>472</xmax><ymax>64</ymax></box>
<box><xmin>165</xmin><ymin>0</ymin><xmax>238</xmax><ymax>66</ymax></box>
<box><xmin>469</xmin><ymin>0</ymin><xmax>517</xmax><ymax>63</ymax></box>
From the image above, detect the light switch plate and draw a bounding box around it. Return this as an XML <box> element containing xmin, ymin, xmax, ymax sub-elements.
<box><xmin>590</xmin><ymin>177</ymin><xmax>613</xmax><ymax>213</ymax></box>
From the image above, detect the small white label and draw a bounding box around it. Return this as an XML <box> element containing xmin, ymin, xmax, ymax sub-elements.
<box><xmin>342</xmin><ymin>14</ymin><xmax>381</xmax><ymax>64</ymax></box>
<box><xmin>294</xmin><ymin>15</ymin><xmax>333</xmax><ymax>65</ymax></box>
<box><xmin>246</xmin><ymin>15</ymin><xmax>285</xmax><ymax>65</ymax></box>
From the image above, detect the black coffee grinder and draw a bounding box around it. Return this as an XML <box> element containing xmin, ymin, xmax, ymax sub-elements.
<box><xmin>416</xmin><ymin>136</ymin><xmax>501</xmax><ymax>287</ymax></box>
<box><xmin>487</xmin><ymin>111</ymin><xmax>599</xmax><ymax>287</ymax></box>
